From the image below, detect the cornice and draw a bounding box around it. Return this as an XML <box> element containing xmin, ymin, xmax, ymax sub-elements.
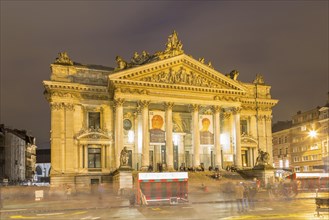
<box><xmin>43</xmin><ymin>81</ymin><xmax>108</xmax><ymax>93</ymax></box>
<box><xmin>111</xmin><ymin>78</ymin><xmax>245</xmax><ymax>96</ymax></box>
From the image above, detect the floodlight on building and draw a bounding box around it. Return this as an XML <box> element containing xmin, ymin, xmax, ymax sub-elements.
<box><xmin>308</xmin><ymin>130</ymin><xmax>318</xmax><ymax>138</ymax></box>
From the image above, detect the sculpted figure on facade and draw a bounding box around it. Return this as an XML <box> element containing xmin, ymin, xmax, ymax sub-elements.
<box><xmin>255</xmin><ymin>149</ymin><xmax>270</xmax><ymax>167</ymax></box>
<box><xmin>140</xmin><ymin>68</ymin><xmax>220</xmax><ymax>88</ymax></box>
<box><xmin>120</xmin><ymin>146</ymin><xmax>130</xmax><ymax>167</ymax></box>
<box><xmin>253</xmin><ymin>74</ymin><xmax>265</xmax><ymax>85</ymax></box>
<box><xmin>115</xmin><ymin>56</ymin><xmax>128</xmax><ymax>70</ymax></box>
<box><xmin>54</xmin><ymin>52</ymin><xmax>73</xmax><ymax>65</ymax></box>
<box><xmin>226</xmin><ymin>70</ymin><xmax>239</xmax><ymax>80</ymax></box>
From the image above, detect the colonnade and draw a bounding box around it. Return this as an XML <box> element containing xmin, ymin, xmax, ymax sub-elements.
<box><xmin>114</xmin><ymin>99</ymin><xmax>244</xmax><ymax>170</ymax></box>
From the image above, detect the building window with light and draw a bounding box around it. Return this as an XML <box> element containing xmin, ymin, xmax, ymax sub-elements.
<box><xmin>279</xmin><ymin>159</ymin><xmax>283</xmax><ymax>168</ymax></box>
<box><xmin>88</xmin><ymin>112</ymin><xmax>100</xmax><ymax>129</ymax></box>
<box><xmin>88</xmin><ymin>148</ymin><xmax>101</xmax><ymax>168</ymax></box>
<box><xmin>302</xmin><ymin>156</ymin><xmax>308</xmax><ymax>161</ymax></box>
<box><xmin>294</xmin><ymin>167</ymin><xmax>300</xmax><ymax>172</ymax></box>
<box><xmin>293</xmin><ymin>156</ymin><xmax>300</xmax><ymax>162</ymax></box>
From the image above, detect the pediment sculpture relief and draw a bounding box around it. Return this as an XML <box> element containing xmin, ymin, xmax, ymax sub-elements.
<box><xmin>140</xmin><ymin>68</ymin><xmax>222</xmax><ymax>88</ymax></box>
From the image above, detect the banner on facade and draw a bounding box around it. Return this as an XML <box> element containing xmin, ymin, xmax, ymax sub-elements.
<box><xmin>149</xmin><ymin>111</ymin><xmax>165</xmax><ymax>143</ymax></box>
<box><xmin>199</xmin><ymin>115</ymin><xmax>214</xmax><ymax>145</ymax></box>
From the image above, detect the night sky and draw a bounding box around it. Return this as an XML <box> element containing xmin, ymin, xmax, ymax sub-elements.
<box><xmin>1</xmin><ymin>1</ymin><xmax>328</xmax><ymax>149</ymax></box>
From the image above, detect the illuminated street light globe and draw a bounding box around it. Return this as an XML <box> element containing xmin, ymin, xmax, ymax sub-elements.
<box><xmin>309</xmin><ymin>130</ymin><xmax>317</xmax><ymax>138</ymax></box>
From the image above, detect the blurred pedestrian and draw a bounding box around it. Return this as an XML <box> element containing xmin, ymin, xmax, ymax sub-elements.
<box><xmin>242</xmin><ymin>183</ymin><xmax>249</xmax><ymax>211</ymax></box>
<box><xmin>98</xmin><ymin>183</ymin><xmax>104</xmax><ymax>200</ymax></box>
<box><xmin>235</xmin><ymin>182</ymin><xmax>245</xmax><ymax>213</ymax></box>
<box><xmin>248</xmin><ymin>183</ymin><xmax>257</xmax><ymax>210</ymax></box>
<box><xmin>65</xmin><ymin>185</ymin><xmax>72</xmax><ymax>200</ymax></box>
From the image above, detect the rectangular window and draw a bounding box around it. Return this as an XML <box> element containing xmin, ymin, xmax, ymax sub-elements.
<box><xmin>303</xmin><ymin>166</ymin><xmax>309</xmax><ymax>171</ymax></box>
<box><xmin>294</xmin><ymin>167</ymin><xmax>300</xmax><ymax>172</ymax></box>
<box><xmin>301</xmin><ymin>146</ymin><xmax>307</xmax><ymax>151</ymax></box>
<box><xmin>279</xmin><ymin>149</ymin><xmax>282</xmax><ymax>155</ymax></box>
<box><xmin>240</xmin><ymin>120</ymin><xmax>248</xmax><ymax>134</ymax></box>
<box><xmin>285</xmin><ymin>148</ymin><xmax>288</xmax><ymax>154</ymax></box>
<box><xmin>293</xmin><ymin>156</ymin><xmax>300</xmax><ymax>162</ymax></box>
<box><xmin>311</xmin><ymin>155</ymin><xmax>318</xmax><ymax>160</ymax></box>
<box><xmin>279</xmin><ymin>159</ymin><xmax>283</xmax><ymax>168</ymax></box>
<box><xmin>88</xmin><ymin>112</ymin><xmax>100</xmax><ymax>129</ymax></box>
<box><xmin>88</xmin><ymin>148</ymin><xmax>101</xmax><ymax>168</ymax></box>
<box><xmin>284</xmin><ymin>136</ymin><xmax>288</xmax><ymax>143</ymax></box>
<box><xmin>302</xmin><ymin>156</ymin><xmax>308</xmax><ymax>161</ymax></box>
<box><xmin>293</xmin><ymin>147</ymin><xmax>298</xmax><ymax>153</ymax></box>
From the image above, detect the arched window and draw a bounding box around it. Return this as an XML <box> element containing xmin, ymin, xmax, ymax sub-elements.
<box><xmin>36</xmin><ymin>166</ymin><xmax>42</xmax><ymax>175</ymax></box>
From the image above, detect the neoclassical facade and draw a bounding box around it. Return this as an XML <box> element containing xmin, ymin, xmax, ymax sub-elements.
<box><xmin>43</xmin><ymin>32</ymin><xmax>278</xmax><ymax>187</ymax></box>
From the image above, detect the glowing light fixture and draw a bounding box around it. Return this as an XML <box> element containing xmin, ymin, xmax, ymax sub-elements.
<box><xmin>308</xmin><ymin>130</ymin><xmax>317</xmax><ymax>138</ymax></box>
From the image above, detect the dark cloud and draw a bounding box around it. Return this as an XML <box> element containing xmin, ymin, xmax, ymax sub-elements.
<box><xmin>1</xmin><ymin>1</ymin><xmax>328</xmax><ymax>148</ymax></box>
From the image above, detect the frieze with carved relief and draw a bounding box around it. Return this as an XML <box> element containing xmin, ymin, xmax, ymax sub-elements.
<box><xmin>140</xmin><ymin>68</ymin><xmax>222</xmax><ymax>88</ymax></box>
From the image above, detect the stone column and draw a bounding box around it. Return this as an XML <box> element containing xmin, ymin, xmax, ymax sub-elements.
<box><xmin>233</xmin><ymin>107</ymin><xmax>242</xmax><ymax>167</ymax></box>
<box><xmin>191</xmin><ymin>104</ymin><xmax>200</xmax><ymax>167</ymax></box>
<box><xmin>101</xmin><ymin>145</ymin><xmax>105</xmax><ymax>169</ymax></box>
<box><xmin>114</xmin><ymin>98</ymin><xmax>125</xmax><ymax>169</ymax></box>
<box><xmin>213</xmin><ymin>106</ymin><xmax>222</xmax><ymax>169</ymax></box>
<box><xmin>139</xmin><ymin>100</ymin><xmax>150</xmax><ymax>171</ymax></box>
<box><xmin>164</xmin><ymin>102</ymin><xmax>174</xmax><ymax>170</ymax></box>
<box><xmin>265</xmin><ymin>115</ymin><xmax>273</xmax><ymax>164</ymax></box>
<box><xmin>79</xmin><ymin>145</ymin><xmax>83</xmax><ymax>169</ymax></box>
<box><xmin>84</xmin><ymin>145</ymin><xmax>88</xmax><ymax>169</ymax></box>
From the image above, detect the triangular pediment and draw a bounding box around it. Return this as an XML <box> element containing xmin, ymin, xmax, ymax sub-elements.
<box><xmin>109</xmin><ymin>54</ymin><xmax>246</xmax><ymax>93</ymax></box>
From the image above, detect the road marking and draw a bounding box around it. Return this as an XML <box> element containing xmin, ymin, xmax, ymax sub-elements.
<box><xmin>36</xmin><ymin>213</ymin><xmax>63</xmax><ymax>216</ymax></box>
<box><xmin>0</xmin><ymin>209</ymin><xmax>27</xmax><ymax>212</ymax></box>
<box><xmin>10</xmin><ymin>216</ymin><xmax>44</xmax><ymax>219</ymax></box>
<box><xmin>80</xmin><ymin>217</ymin><xmax>100</xmax><ymax>220</ymax></box>
<box><xmin>151</xmin><ymin>207</ymin><xmax>162</xmax><ymax>211</ymax></box>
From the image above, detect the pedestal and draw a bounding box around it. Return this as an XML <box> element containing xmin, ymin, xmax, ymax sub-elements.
<box><xmin>112</xmin><ymin>168</ymin><xmax>133</xmax><ymax>195</ymax></box>
<box><xmin>252</xmin><ymin>165</ymin><xmax>275</xmax><ymax>187</ymax></box>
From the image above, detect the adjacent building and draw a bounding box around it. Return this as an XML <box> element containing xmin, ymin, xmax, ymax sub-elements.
<box><xmin>43</xmin><ymin>31</ymin><xmax>278</xmax><ymax>187</ymax></box>
<box><xmin>35</xmin><ymin>149</ymin><xmax>51</xmax><ymax>183</ymax></box>
<box><xmin>272</xmin><ymin>95</ymin><xmax>329</xmax><ymax>176</ymax></box>
<box><xmin>0</xmin><ymin>124</ymin><xmax>37</xmax><ymax>183</ymax></box>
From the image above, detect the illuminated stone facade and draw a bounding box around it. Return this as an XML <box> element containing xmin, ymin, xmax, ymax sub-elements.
<box><xmin>43</xmin><ymin>32</ymin><xmax>278</xmax><ymax>187</ymax></box>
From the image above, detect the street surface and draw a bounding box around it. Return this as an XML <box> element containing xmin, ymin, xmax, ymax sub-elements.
<box><xmin>1</xmin><ymin>198</ymin><xmax>327</xmax><ymax>219</ymax></box>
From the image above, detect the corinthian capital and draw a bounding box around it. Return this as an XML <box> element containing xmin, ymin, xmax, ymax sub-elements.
<box><xmin>189</xmin><ymin>104</ymin><xmax>200</xmax><ymax>112</ymax></box>
<box><xmin>50</xmin><ymin>102</ymin><xmax>64</xmax><ymax>111</ymax></box>
<box><xmin>232</xmin><ymin>107</ymin><xmax>242</xmax><ymax>114</ymax></box>
<box><xmin>138</xmin><ymin>100</ymin><xmax>150</xmax><ymax>109</ymax></box>
<box><xmin>64</xmin><ymin>103</ymin><xmax>75</xmax><ymax>111</ymax></box>
<box><xmin>114</xmin><ymin>98</ymin><xmax>125</xmax><ymax>107</ymax></box>
<box><xmin>213</xmin><ymin>106</ymin><xmax>222</xmax><ymax>113</ymax></box>
<box><xmin>164</xmin><ymin>102</ymin><xmax>174</xmax><ymax>110</ymax></box>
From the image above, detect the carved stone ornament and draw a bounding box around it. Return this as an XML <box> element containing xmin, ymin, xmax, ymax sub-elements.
<box><xmin>140</xmin><ymin>67</ymin><xmax>221</xmax><ymax>88</ymax></box>
<box><xmin>54</xmin><ymin>52</ymin><xmax>73</xmax><ymax>65</ymax></box>
<box><xmin>163</xmin><ymin>102</ymin><xmax>174</xmax><ymax>110</ymax></box>
<box><xmin>114</xmin><ymin>98</ymin><xmax>125</xmax><ymax>107</ymax></box>
<box><xmin>138</xmin><ymin>100</ymin><xmax>150</xmax><ymax>108</ymax></box>
<box><xmin>75</xmin><ymin>127</ymin><xmax>111</xmax><ymax>140</ymax></box>
<box><xmin>253</xmin><ymin>74</ymin><xmax>265</xmax><ymax>85</ymax></box>
<box><xmin>114</xmin><ymin>31</ymin><xmax>184</xmax><ymax>71</ymax></box>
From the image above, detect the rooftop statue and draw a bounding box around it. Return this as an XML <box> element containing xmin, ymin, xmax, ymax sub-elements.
<box><xmin>54</xmin><ymin>52</ymin><xmax>73</xmax><ymax>65</ymax></box>
<box><xmin>115</xmin><ymin>56</ymin><xmax>128</xmax><ymax>70</ymax></box>
<box><xmin>253</xmin><ymin>74</ymin><xmax>265</xmax><ymax>85</ymax></box>
<box><xmin>226</xmin><ymin>70</ymin><xmax>239</xmax><ymax>80</ymax></box>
